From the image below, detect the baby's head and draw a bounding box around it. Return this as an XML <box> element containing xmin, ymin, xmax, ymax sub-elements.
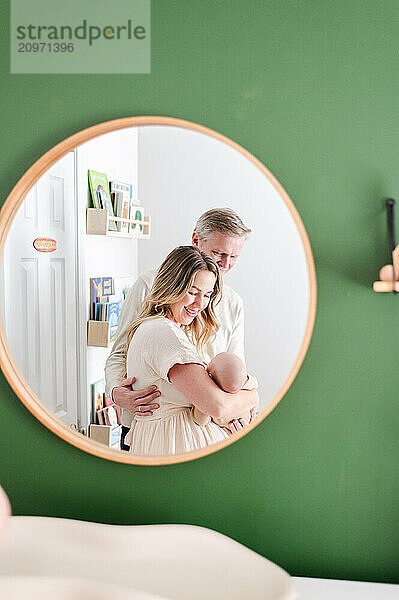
<box><xmin>207</xmin><ymin>352</ymin><xmax>247</xmax><ymax>393</ymax></box>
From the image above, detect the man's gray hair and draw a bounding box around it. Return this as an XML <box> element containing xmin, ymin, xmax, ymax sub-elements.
<box><xmin>194</xmin><ymin>208</ymin><xmax>251</xmax><ymax>240</ymax></box>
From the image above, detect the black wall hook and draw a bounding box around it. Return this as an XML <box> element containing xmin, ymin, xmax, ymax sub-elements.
<box><xmin>386</xmin><ymin>198</ymin><xmax>397</xmax><ymax>293</ymax></box>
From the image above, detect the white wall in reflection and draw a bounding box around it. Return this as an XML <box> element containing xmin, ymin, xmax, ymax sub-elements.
<box><xmin>137</xmin><ymin>126</ymin><xmax>309</xmax><ymax>403</ymax></box>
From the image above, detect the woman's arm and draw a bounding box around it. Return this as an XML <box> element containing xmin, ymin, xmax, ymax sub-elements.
<box><xmin>168</xmin><ymin>363</ymin><xmax>258</xmax><ymax>421</ymax></box>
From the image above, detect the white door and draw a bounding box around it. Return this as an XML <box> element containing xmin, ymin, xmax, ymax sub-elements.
<box><xmin>2</xmin><ymin>153</ymin><xmax>79</xmax><ymax>427</ymax></box>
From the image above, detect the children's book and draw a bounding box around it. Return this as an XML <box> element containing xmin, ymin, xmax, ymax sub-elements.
<box><xmin>109</xmin><ymin>181</ymin><xmax>131</xmax><ymax>233</ymax></box>
<box><xmin>95</xmin><ymin>302</ymin><xmax>108</xmax><ymax>321</ymax></box>
<box><xmin>88</xmin><ymin>170</ymin><xmax>117</xmax><ymax>231</ymax></box>
<box><xmin>108</xmin><ymin>299</ymin><xmax>122</xmax><ymax>342</ymax></box>
<box><xmin>97</xmin><ymin>404</ymin><xmax>120</xmax><ymax>427</ymax></box>
<box><xmin>130</xmin><ymin>205</ymin><xmax>145</xmax><ymax>233</ymax></box>
<box><xmin>104</xmin><ymin>396</ymin><xmax>121</xmax><ymax>422</ymax></box>
<box><xmin>91</xmin><ymin>379</ymin><xmax>106</xmax><ymax>423</ymax></box>
<box><xmin>90</xmin><ymin>276</ymin><xmax>114</xmax><ymax>320</ymax></box>
<box><xmin>92</xmin><ymin>295</ymin><xmax>121</xmax><ymax>336</ymax></box>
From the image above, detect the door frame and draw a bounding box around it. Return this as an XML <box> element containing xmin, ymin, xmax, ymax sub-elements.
<box><xmin>74</xmin><ymin>149</ymin><xmax>89</xmax><ymax>432</ymax></box>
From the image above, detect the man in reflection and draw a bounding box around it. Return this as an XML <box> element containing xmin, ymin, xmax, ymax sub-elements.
<box><xmin>105</xmin><ymin>208</ymin><xmax>251</xmax><ymax>450</ymax></box>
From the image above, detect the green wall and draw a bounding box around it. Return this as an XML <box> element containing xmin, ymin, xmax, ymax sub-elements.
<box><xmin>1</xmin><ymin>0</ymin><xmax>398</xmax><ymax>584</ymax></box>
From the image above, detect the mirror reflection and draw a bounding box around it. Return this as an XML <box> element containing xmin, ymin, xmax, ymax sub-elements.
<box><xmin>1</xmin><ymin>124</ymin><xmax>311</xmax><ymax>457</ymax></box>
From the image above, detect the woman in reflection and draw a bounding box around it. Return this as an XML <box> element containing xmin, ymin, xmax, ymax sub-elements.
<box><xmin>123</xmin><ymin>246</ymin><xmax>258</xmax><ymax>456</ymax></box>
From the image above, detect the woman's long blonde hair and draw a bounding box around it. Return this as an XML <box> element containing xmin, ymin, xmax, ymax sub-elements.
<box><xmin>123</xmin><ymin>246</ymin><xmax>222</xmax><ymax>377</ymax></box>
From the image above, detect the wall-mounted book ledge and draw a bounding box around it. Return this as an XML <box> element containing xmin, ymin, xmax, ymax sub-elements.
<box><xmin>86</xmin><ymin>208</ymin><xmax>151</xmax><ymax>239</ymax></box>
<box><xmin>89</xmin><ymin>423</ymin><xmax>121</xmax><ymax>449</ymax></box>
<box><xmin>87</xmin><ymin>320</ymin><xmax>111</xmax><ymax>347</ymax></box>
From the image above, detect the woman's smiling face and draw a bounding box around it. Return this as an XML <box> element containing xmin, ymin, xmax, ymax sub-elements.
<box><xmin>169</xmin><ymin>269</ymin><xmax>216</xmax><ymax>325</ymax></box>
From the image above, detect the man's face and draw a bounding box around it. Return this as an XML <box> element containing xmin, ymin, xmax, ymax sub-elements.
<box><xmin>192</xmin><ymin>231</ymin><xmax>245</xmax><ymax>276</ymax></box>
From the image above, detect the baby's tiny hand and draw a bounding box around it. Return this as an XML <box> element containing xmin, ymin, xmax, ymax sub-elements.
<box><xmin>221</xmin><ymin>418</ymin><xmax>246</xmax><ymax>435</ymax></box>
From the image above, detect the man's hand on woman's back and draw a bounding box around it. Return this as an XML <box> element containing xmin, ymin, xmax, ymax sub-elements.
<box><xmin>112</xmin><ymin>377</ymin><xmax>160</xmax><ymax>416</ymax></box>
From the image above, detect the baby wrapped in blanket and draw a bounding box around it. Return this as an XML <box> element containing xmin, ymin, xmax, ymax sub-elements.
<box><xmin>192</xmin><ymin>352</ymin><xmax>258</xmax><ymax>428</ymax></box>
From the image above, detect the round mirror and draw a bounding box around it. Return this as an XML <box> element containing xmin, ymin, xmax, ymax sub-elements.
<box><xmin>0</xmin><ymin>117</ymin><xmax>316</xmax><ymax>465</ymax></box>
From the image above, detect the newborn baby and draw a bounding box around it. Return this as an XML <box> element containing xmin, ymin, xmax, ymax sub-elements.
<box><xmin>193</xmin><ymin>352</ymin><xmax>258</xmax><ymax>428</ymax></box>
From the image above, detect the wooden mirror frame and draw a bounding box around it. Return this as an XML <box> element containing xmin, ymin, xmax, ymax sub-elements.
<box><xmin>0</xmin><ymin>116</ymin><xmax>317</xmax><ymax>465</ymax></box>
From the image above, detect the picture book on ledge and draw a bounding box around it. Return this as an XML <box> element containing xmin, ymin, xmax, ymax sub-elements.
<box><xmin>109</xmin><ymin>180</ymin><xmax>131</xmax><ymax>234</ymax></box>
<box><xmin>130</xmin><ymin>204</ymin><xmax>145</xmax><ymax>233</ymax></box>
<box><xmin>97</xmin><ymin>404</ymin><xmax>121</xmax><ymax>427</ymax></box>
<box><xmin>90</xmin><ymin>276</ymin><xmax>114</xmax><ymax>320</ymax></box>
<box><xmin>91</xmin><ymin>379</ymin><xmax>121</xmax><ymax>426</ymax></box>
<box><xmin>88</xmin><ymin>170</ymin><xmax>117</xmax><ymax>231</ymax></box>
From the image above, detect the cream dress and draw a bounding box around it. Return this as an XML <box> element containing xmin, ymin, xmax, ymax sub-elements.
<box><xmin>125</xmin><ymin>317</ymin><xmax>229</xmax><ymax>456</ymax></box>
